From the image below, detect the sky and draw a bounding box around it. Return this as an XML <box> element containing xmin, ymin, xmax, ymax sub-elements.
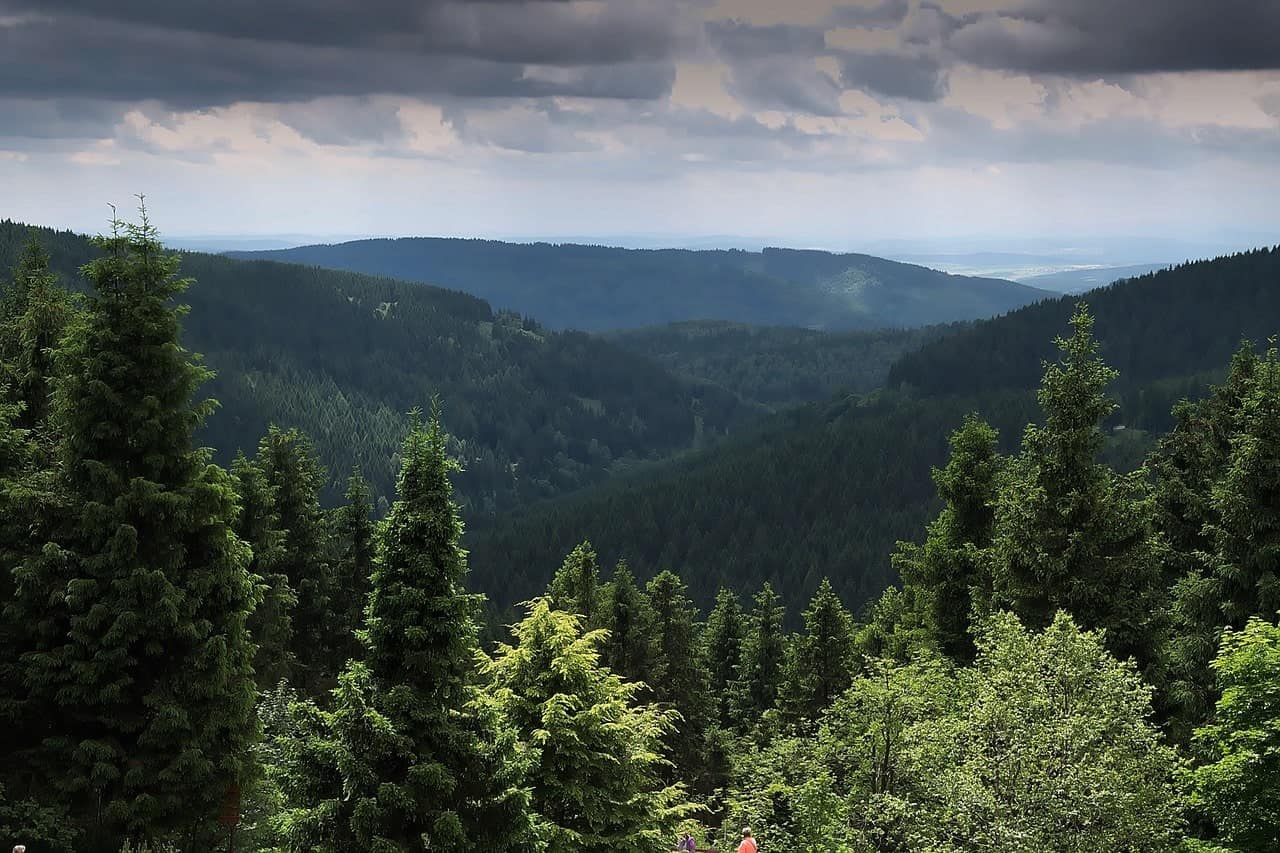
<box><xmin>2</xmin><ymin>0</ymin><xmax>1280</xmax><ymax>254</ymax></box>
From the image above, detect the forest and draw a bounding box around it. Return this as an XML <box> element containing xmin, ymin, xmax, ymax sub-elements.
<box><xmin>233</xmin><ymin>238</ymin><xmax>1046</xmax><ymax>332</ymax></box>
<box><xmin>3</xmin><ymin>213</ymin><xmax>1280</xmax><ymax>852</ymax></box>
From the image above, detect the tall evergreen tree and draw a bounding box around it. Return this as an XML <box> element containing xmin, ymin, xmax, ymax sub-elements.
<box><xmin>894</xmin><ymin>414</ymin><xmax>1002</xmax><ymax>663</ymax></box>
<box><xmin>273</xmin><ymin>410</ymin><xmax>534</xmax><ymax>850</ymax></box>
<box><xmin>230</xmin><ymin>451</ymin><xmax>295</xmax><ymax>688</ymax></box>
<box><xmin>485</xmin><ymin>598</ymin><xmax>695</xmax><ymax>850</ymax></box>
<box><xmin>731</xmin><ymin>582</ymin><xmax>786</xmax><ymax>729</ymax></box>
<box><xmin>600</xmin><ymin>560</ymin><xmax>663</xmax><ymax>689</ymax></box>
<box><xmin>331</xmin><ymin>468</ymin><xmax>375</xmax><ymax>661</ymax></box>
<box><xmin>1155</xmin><ymin>344</ymin><xmax>1260</xmax><ymax>736</ymax></box>
<box><xmin>645</xmin><ymin>570</ymin><xmax>712</xmax><ymax>783</ymax></box>
<box><xmin>547</xmin><ymin>539</ymin><xmax>602</xmax><ymax>625</ymax></box>
<box><xmin>989</xmin><ymin>304</ymin><xmax>1164</xmax><ymax>668</ymax></box>
<box><xmin>704</xmin><ymin>587</ymin><xmax>745</xmax><ymax>729</ymax></box>
<box><xmin>10</xmin><ymin>209</ymin><xmax>257</xmax><ymax>848</ymax></box>
<box><xmin>257</xmin><ymin>425</ymin><xmax>335</xmax><ymax>684</ymax></box>
<box><xmin>781</xmin><ymin>578</ymin><xmax>856</xmax><ymax>722</ymax></box>
<box><xmin>0</xmin><ymin>239</ymin><xmax>77</xmax><ymax>434</ymax></box>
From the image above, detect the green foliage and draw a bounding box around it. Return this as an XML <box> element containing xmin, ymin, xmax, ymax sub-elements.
<box><xmin>256</xmin><ymin>426</ymin><xmax>336</xmax><ymax>686</ymax></box>
<box><xmin>893</xmin><ymin>414</ymin><xmax>1002</xmax><ymax>662</ymax></box>
<box><xmin>546</xmin><ymin>540</ymin><xmax>602</xmax><ymax>624</ymax></box>
<box><xmin>271</xmin><ymin>411</ymin><xmax>534</xmax><ymax>850</ymax></box>
<box><xmin>610</xmin><ymin>321</ymin><xmax>953</xmax><ymax>409</ymax></box>
<box><xmin>1191</xmin><ymin>617</ymin><xmax>1280</xmax><ymax>851</ymax></box>
<box><xmin>645</xmin><ymin>569</ymin><xmax>712</xmax><ymax>786</ymax></box>
<box><xmin>0</xmin><ymin>239</ymin><xmax>77</xmax><ymax>433</ymax></box>
<box><xmin>731</xmin><ymin>583</ymin><xmax>786</xmax><ymax>731</ymax></box>
<box><xmin>780</xmin><ymin>578</ymin><xmax>857</xmax><ymax>722</ymax></box>
<box><xmin>599</xmin><ymin>560</ymin><xmax>663</xmax><ymax>689</ymax></box>
<box><xmin>330</xmin><ymin>469</ymin><xmax>375</xmax><ymax>662</ymax></box>
<box><xmin>10</xmin><ymin>210</ymin><xmax>257</xmax><ymax>848</ymax></box>
<box><xmin>989</xmin><ymin>305</ymin><xmax>1165</xmax><ymax>668</ymax></box>
<box><xmin>484</xmin><ymin>598</ymin><xmax>697</xmax><ymax>851</ymax></box>
<box><xmin>704</xmin><ymin>587</ymin><xmax>745</xmax><ymax>729</ymax></box>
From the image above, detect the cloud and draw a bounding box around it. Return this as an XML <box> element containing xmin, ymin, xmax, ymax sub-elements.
<box><xmin>839</xmin><ymin>50</ymin><xmax>948</xmax><ymax>100</ymax></box>
<box><xmin>724</xmin><ymin>56</ymin><xmax>846</xmax><ymax>115</ymax></box>
<box><xmin>827</xmin><ymin>0</ymin><xmax>910</xmax><ymax>29</ymax></box>
<box><xmin>946</xmin><ymin>0</ymin><xmax>1280</xmax><ymax>75</ymax></box>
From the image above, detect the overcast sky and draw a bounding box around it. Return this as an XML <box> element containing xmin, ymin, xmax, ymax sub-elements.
<box><xmin>3</xmin><ymin>0</ymin><xmax>1279</xmax><ymax>251</ymax></box>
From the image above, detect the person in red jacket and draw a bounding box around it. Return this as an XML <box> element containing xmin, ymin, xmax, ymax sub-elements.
<box><xmin>737</xmin><ymin>827</ymin><xmax>758</xmax><ymax>853</ymax></box>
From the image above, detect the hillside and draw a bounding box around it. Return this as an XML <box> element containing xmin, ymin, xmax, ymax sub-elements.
<box><xmin>605</xmin><ymin>321</ymin><xmax>954</xmax><ymax>408</ymax></box>
<box><xmin>0</xmin><ymin>220</ymin><xmax>756</xmax><ymax>511</ymax></box>
<box><xmin>469</xmin><ymin>248</ymin><xmax>1280</xmax><ymax>617</ymax></box>
<box><xmin>1019</xmin><ymin>262</ymin><xmax>1172</xmax><ymax>293</ymax></box>
<box><xmin>231</xmin><ymin>239</ymin><xmax>1047</xmax><ymax>332</ymax></box>
<box><xmin>889</xmin><ymin>246</ymin><xmax>1280</xmax><ymax>396</ymax></box>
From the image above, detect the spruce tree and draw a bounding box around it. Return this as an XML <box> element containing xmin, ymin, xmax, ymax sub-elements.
<box><xmin>894</xmin><ymin>414</ymin><xmax>1002</xmax><ymax>663</ymax></box>
<box><xmin>731</xmin><ymin>582</ymin><xmax>786</xmax><ymax>729</ymax></box>
<box><xmin>645</xmin><ymin>570</ymin><xmax>712</xmax><ymax>783</ymax></box>
<box><xmin>257</xmin><ymin>425</ymin><xmax>335</xmax><ymax>685</ymax></box>
<box><xmin>0</xmin><ymin>239</ymin><xmax>77</xmax><ymax>434</ymax></box>
<box><xmin>230</xmin><ymin>451</ymin><xmax>295</xmax><ymax>688</ymax></box>
<box><xmin>10</xmin><ymin>209</ymin><xmax>257</xmax><ymax>848</ymax></box>
<box><xmin>1155</xmin><ymin>344</ymin><xmax>1259</xmax><ymax>736</ymax></box>
<box><xmin>600</xmin><ymin>560</ymin><xmax>663</xmax><ymax>689</ymax></box>
<box><xmin>485</xmin><ymin>598</ymin><xmax>695</xmax><ymax>849</ymax></box>
<box><xmin>781</xmin><ymin>578</ymin><xmax>855</xmax><ymax>723</ymax></box>
<box><xmin>331</xmin><ymin>469</ymin><xmax>375</xmax><ymax>662</ymax></box>
<box><xmin>989</xmin><ymin>304</ymin><xmax>1164</xmax><ymax>668</ymax></box>
<box><xmin>704</xmin><ymin>587</ymin><xmax>745</xmax><ymax>729</ymax></box>
<box><xmin>547</xmin><ymin>539</ymin><xmax>602</xmax><ymax>625</ymax></box>
<box><xmin>273</xmin><ymin>411</ymin><xmax>534</xmax><ymax>850</ymax></box>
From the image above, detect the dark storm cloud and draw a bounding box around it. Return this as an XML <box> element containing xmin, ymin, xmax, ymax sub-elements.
<box><xmin>839</xmin><ymin>51</ymin><xmax>947</xmax><ymax>101</ymax></box>
<box><xmin>947</xmin><ymin>0</ymin><xmax>1280</xmax><ymax>75</ymax></box>
<box><xmin>0</xmin><ymin>0</ymin><xmax>687</xmax><ymax>108</ymax></box>
<box><xmin>705</xmin><ymin>20</ymin><xmax>829</xmax><ymax>60</ymax></box>
<box><xmin>725</xmin><ymin>57</ymin><xmax>845</xmax><ymax>115</ymax></box>
<box><xmin>827</xmin><ymin>0</ymin><xmax>910</xmax><ymax>30</ymax></box>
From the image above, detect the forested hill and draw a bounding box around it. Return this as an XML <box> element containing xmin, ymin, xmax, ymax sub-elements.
<box><xmin>604</xmin><ymin>321</ymin><xmax>954</xmax><ymax>408</ymax></box>
<box><xmin>889</xmin><ymin>246</ymin><xmax>1280</xmax><ymax>396</ymax></box>
<box><xmin>231</xmin><ymin>238</ymin><xmax>1047</xmax><ymax>332</ymax></box>
<box><xmin>0</xmin><ymin>220</ymin><xmax>756</xmax><ymax>511</ymax></box>
<box><xmin>470</xmin><ymin>247</ymin><xmax>1280</xmax><ymax>619</ymax></box>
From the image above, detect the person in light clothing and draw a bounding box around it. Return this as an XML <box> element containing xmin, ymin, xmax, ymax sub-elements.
<box><xmin>737</xmin><ymin>826</ymin><xmax>758</xmax><ymax>853</ymax></box>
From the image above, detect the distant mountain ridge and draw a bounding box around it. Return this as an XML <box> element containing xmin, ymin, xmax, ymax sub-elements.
<box><xmin>231</xmin><ymin>238</ymin><xmax>1047</xmax><ymax>332</ymax></box>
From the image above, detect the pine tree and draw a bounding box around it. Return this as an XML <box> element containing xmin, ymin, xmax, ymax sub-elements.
<box><xmin>272</xmin><ymin>410</ymin><xmax>534</xmax><ymax>850</ymax></box>
<box><xmin>731</xmin><ymin>582</ymin><xmax>786</xmax><ymax>730</ymax></box>
<box><xmin>1155</xmin><ymin>344</ymin><xmax>1259</xmax><ymax>737</ymax></box>
<box><xmin>894</xmin><ymin>414</ymin><xmax>1002</xmax><ymax>663</ymax></box>
<box><xmin>257</xmin><ymin>425</ymin><xmax>335</xmax><ymax>685</ymax></box>
<box><xmin>781</xmin><ymin>578</ymin><xmax>855</xmax><ymax>722</ymax></box>
<box><xmin>331</xmin><ymin>469</ymin><xmax>375</xmax><ymax>663</ymax></box>
<box><xmin>484</xmin><ymin>598</ymin><xmax>695</xmax><ymax>849</ymax></box>
<box><xmin>547</xmin><ymin>540</ymin><xmax>602</xmax><ymax>624</ymax></box>
<box><xmin>0</xmin><ymin>239</ymin><xmax>77</xmax><ymax>434</ymax></box>
<box><xmin>704</xmin><ymin>587</ymin><xmax>745</xmax><ymax>729</ymax></box>
<box><xmin>230</xmin><ymin>451</ymin><xmax>295</xmax><ymax>688</ymax></box>
<box><xmin>600</xmin><ymin>560</ymin><xmax>663</xmax><ymax>689</ymax></box>
<box><xmin>989</xmin><ymin>304</ymin><xmax>1164</xmax><ymax>668</ymax></box>
<box><xmin>10</xmin><ymin>208</ymin><xmax>257</xmax><ymax>848</ymax></box>
<box><xmin>645</xmin><ymin>570</ymin><xmax>712</xmax><ymax>784</ymax></box>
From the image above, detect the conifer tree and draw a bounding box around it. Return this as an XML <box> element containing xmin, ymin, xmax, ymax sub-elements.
<box><xmin>10</xmin><ymin>208</ymin><xmax>257</xmax><ymax>847</ymax></box>
<box><xmin>547</xmin><ymin>539</ymin><xmax>602</xmax><ymax>625</ymax></box>
<box><xmin>704</xmin><ymin>587</ymin><xmax>745</xmax><ymax>728</ymax></box>
<box><xmin>485</xmin><ymin>598</ymin><xmax>695</xmax><ymax>849</ymax></box>
<box><xmin>231</xmin><ymin>451</ymin><xmax>295</xmax><ymax>687</ymax></box>
<box><xmin>600</xmin><ymin>560</ymin><xmax>663</xmax><ymax>689</ymax></box>
<box><xmin>257</xmin><ymin>425</ymin><xmax>335</xmax><ymax>684</ymax></box>
<box><xmin>331</xmin><ymin>469</ymin><xmax>375</xmax><ymax>661</ymax></box>
<box><xmin>731</xmin><ymin>582</ymin><xmax>786</xmax><ymax>729</ymax></box>
<box><xmin>273</xmin><ymin>410</ymin><xmax>534</xmax><ymax>850</ymax></box>
<box><xmin>989</xmin><ymin>304</ymin><xmax>1164</xmax><ymax>668</ymax></box>
<box><xmin>645</xmin><ymin>570</ymin><xmax>712</xmax><ymax>782</ymax></box>
<box><xmin>1155</xmin><ymin>345</ymin><xmax>1259</xmax><ymax>736</ymax></box>
<box><xmin>0</xmin><ymin>239</ymin><xmax>77</xmax><ymax>434</ymax></box>
<box><xmin>894</xmin><ymin>414</ymin><xmax>1002</xmax><ymax>663</ymax></box>
<box><xmin>781</xmin><ymin>578</ymin><xmax>856</xmax><ymax>722</ymax></box>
